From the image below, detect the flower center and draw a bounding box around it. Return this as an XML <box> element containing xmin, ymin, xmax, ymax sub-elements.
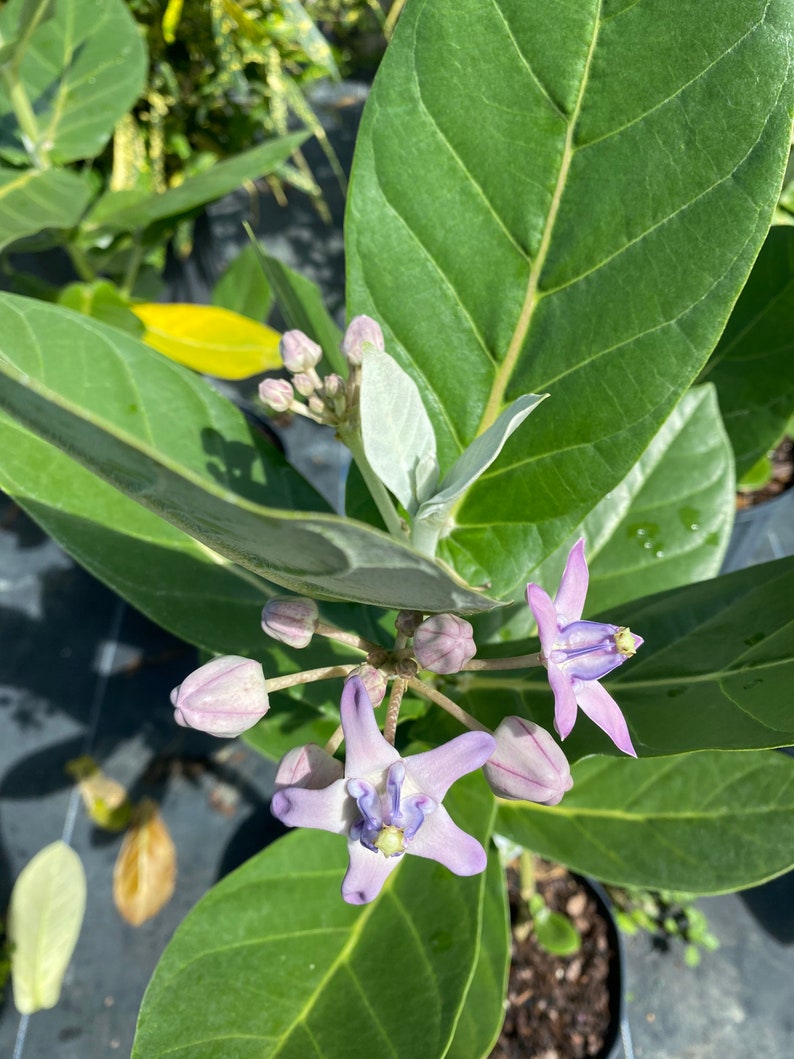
<box><xmin>347</xmin><ymin>762</ymin><xmax>436</xmax><ymax>859</ymax></box>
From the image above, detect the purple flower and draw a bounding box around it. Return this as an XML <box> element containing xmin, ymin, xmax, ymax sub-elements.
<box><xmin>271</xmin><ymin>676</ymin><xmax>496</xmax><ymax>904</ymax></box>
<box><xmin>527</xmin><ymin>539</ymin><xmax>642</xmax><ymax>757</ymax></box>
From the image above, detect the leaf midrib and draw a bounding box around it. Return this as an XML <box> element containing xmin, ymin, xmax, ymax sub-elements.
<box><xmin>478</xmin><ymin>0</ymin><xmax>602</xmax><ymax>431</ymax></box>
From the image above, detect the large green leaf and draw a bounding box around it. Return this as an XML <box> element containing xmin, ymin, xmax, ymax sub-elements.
<box><xmin>0</xmin><ymin>293</ymin><xmax>498</xmax><ymax>613</ymax></box>
<box><xmin>83</xmin><ymin>135</ymin><xmax>308</xmax><ymax>236</ymax></box>
<box><xmin>133</xmin><ymin>773</ymin><xmax>496</xmax><ymax>1059</ymax></box>
<box><xmin>444</xmin><ymin>852</ymin><xmax>509</xmax><ymax>1059</ymax></box>
<box><xmin>0</xmin><ymin>0</ymin><xmax>146</xmax><ymax>165</ymax></box>
<box><xmin>497</xmin><ymin>749</ymin><xmax>794</xmax><ymax>893</ymax></box>
<box><xmin>0</xmin><ymin>168</ymin><xmax>91</xmax><ymax>249</ymax></box>
<box><xmin>464</xmin><ymin>557</ymin><xmax>794</xmax><ymax>760</ymax></box>
<box><xmin>700</xmin><ymin>225</ymin><xmax>794</xmax><ymax>477</ymax></box>
<box><xmin>347</xmin><ymin>0</ymin><xmax>794</xmax><ymax>598</ymax></box>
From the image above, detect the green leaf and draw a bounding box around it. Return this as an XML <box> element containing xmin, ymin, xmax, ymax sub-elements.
<box><xmin>84</xmin><ymin>134</ymin><xmax>308</xmax><ymax>235</ymax></box>
<box><xmin>133</xmin><ymin>773</ymin><xmax>496</xmax><ymax>1059</ymax></box>
<box><xmin>246</xmin><ymin>237</ymin><xmax>346</xmax><ymax>375</ymax></box>
<box><xmin>540</xmin><ymin>385</ymin><xmax>735</xmax><ymax>615</ymax></box>
<box><xmin>8</xmin><ymin>841</ymin><xmax>86</xmax><ymax>1014</ymax></box>
<box><xmin>212</xmin><ymin>244</ymin><xmax>274</xmax><ymax>322</ymax></box>
<box><xmin>532</xmin><ymin>906</ymin><xmax>582</xmax><ymax>957</ymax></box>
<box><xmin>58</xmin><ymin>281</ymin><xmax>144</xmax><ymax>337</ymax></box>
<box><xmin>497</xmin><ymin>749</ymin><xmax>794</xmax><ymax>893</ymax></box>
<box><xmin>360</xmin><ymin>344</ymin><xmax>439</xmax><ymax>514</ymax></box>
<box><xmin>0</xmin><ymin>293</ymin><xmax>499</xmax><ymax>613</ymax></box>
<box><xmin>701</xmin><ymin>225</ymin><xmax>794</xmax><ymax>477</ymax></box>
<box><xmin>0</xmin><ymin>0</ymin><xmax>147</xmax><ymax>165</ymax></box>
<box><xmin>444</xmin><ymin>852</ymin><xmax>509</xmax><ymax>1059</ymax></box>
<box><xmin>347</xmin><ymin>0</ymin><xmax>794</xmax><ymax>597</ymax></box>
<box><xmin>0</xmin><ymin>0</ymin><xmax>55</xmax><ymax>67</ymax></box>
<box><xmin>0</xmin><ymin>168</ymin><xmax>91</xmax><ymax>249</ymax></box>
<box><xmin>413</xmin><ymin>393</ymin><xmax>547</xmax><ymax>554</ymax></box>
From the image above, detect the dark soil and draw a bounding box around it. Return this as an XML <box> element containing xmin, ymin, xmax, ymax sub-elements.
<box><xmin>490</xmin><ymin>862</ymin><xmax>616</xmax><ymax>1059</ymax></box>
<box><xmin>736</xmin><ymin>436</ymin><xmax>793</xmax><ymax>509</ymax></box>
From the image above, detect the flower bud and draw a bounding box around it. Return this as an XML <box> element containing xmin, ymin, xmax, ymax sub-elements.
<box><xmin>395</xmin><ymin>610</ymin><xmax>423</xmax><ymax>637</ymax></box>
<box><xmin>171</xmin><ymin>656</ymin><xmax>269</xmax><ymax>738</ymax></box>
<box><xmin>413</xmin><ymin>613</ymin><xmax>476</xmax><ymax>674</ymax></box>
<box><xmin>274</xmin><ymin>743</ymin><xmax>343</xmax><ymax>792</ymax></box>
<box><xmin>292</xmin><ymin>372</ymin><xmax>317</xmax><ymax>397</ymax></box>
<box><xmin>280</xmin><ymin>330</ymin><xmax>322</xmax><ymax>373</ymax></box>
<box><xmin>261</xmin><ymin>596</ymin><xmax>319</xmax><ymax>649</ymax></box>
<box><xmin>340</xmin><ymin>315</ymin><xmax>385</xmax><ymax>366</ymax></box>
<box><xmin>259</xmin><ymin>377</ymin><xmax>294</xmax><ymax>413</ymax></box>
<box><xmin>482</xmin><ymin>717</ymin><xmax>573</xmax><ymax>805</ymax></box>
<box><xmin>349</xmin><ymin>663</ymin><xmax>388</xmax><ymax>707</ymax></box>
<box><xmin>323</xmin><ymin>373</ymin><xmax>344</xmax><ymax>399</ymax></box>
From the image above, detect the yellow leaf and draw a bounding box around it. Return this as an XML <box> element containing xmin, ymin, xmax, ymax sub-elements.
<box><xmin>113</xmin><ymin>800</ymin><xmax>177</xmax><ymax>926</ymax></box>
<box><xmin>8</xmin><ymin>842</ymin><xmax>86</xmax><ymax>1014</ymax></box>
<box><xmin>131</xmin><ymin>302</ymin><xmax>282</xmax><ymax>379</ymax></box>
<box><xmin>66</xmin><ymin>755</ymin><xmax>132</xmax><ymax>832</ymax></box>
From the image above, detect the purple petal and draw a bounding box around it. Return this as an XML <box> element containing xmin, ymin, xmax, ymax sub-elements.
<box><xmin>340</xmin><ymin>676</ymin><xmax>400</xmax><ymax>778</ymax></box>
<box><xmin>347</xmin><ymin>778</ymin><xmax>382</xmax><ymax>831</ymax></box>
<box><xmin>547</xmin><ymin>664</ymin><xmax>578</xmax><ymax>740</ymax></box>
<box><xmin>554</xmin><ymin>538</ymin><xmax>589</xmax><ymax>624</ymax></box>
<box><xmin>575</xmin><ymin>680</ymin><xmax>637</xmax><ymax>757</ymax></box>
<box><xmin>526</xmin><ymin>584</ymin><xmax>559</xmax><ymax>657</ymax></box>
<box><xmin>407</xmin><ymin>806</ymin><xmax>488</xmax><ymax>876</ymax></box>
<box><xmin>341</xmin><ymin>841</ymin><xmax>401</xmax><ymax>904</ymax></box>
<box><xmin>405</xmin><ymin>731</ymin><xmax>496</xmax><ymax>801</ymax></box>
<box><xmin>270</xmin><ymin>778</ymin><xmax>351</xmax><ymax>834</ymax></box>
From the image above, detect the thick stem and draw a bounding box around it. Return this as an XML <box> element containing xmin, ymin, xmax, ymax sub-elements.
<box><xmin>406</xmin><ymin>676</ymin><xmax>491</xmax><ymax>733</ymax></box>
<box><xmin>266</xmin><ymin>664</ymin><xmax>356</xmax><ymax>693</ymax></box>
<box><xmin>339</xmin><ymin>425</ymin><xmax>407</xmax><ymax>541</ymax></box>
<box><xmin>383</xmin><ymin>677</ymin><xmax>407</xmax><ymax>745</ymax></box>
<box><xmin>461</xmin><ymin>653</ymin><xmax>543</xmax><ymax>672</ymax></box>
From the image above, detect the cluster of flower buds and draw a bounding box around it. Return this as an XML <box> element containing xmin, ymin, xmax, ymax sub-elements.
<box><xmin>258</xmin><ymin>316</ymin><xmax>386</xmax><ymax>427</ymax></box>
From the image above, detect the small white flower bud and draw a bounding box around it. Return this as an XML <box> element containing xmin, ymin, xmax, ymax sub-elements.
<box><xmin>413</xmin><ymin>614</ymin><xmax>476</xmax><ymax>674</ymax></box>
<box><xmin>261</xmin><ymin>596</ymin><xmax>320</xmax><ymax>649</ymax></box>
<box><xmin>483</xmin><ymin>717</ymin><xmax>573</xmax><ymax>805</ymax></box>
<box><xmin>280</xmin><ymin>330</ymin><xmax>322</xmax><ymax>373</ymax></box>
<box><xmin>292</xmin><ymin>372</ymin><xmax>317</xmax><ymax>397</ymax></box>
<box><xmin>171</xmin><ymin>656</ymin><xmax>269</xmax><ymax>738</ymax></box>
<box><xmin>259</xmin><ymin>377</ymin><xmax>294</xmax><ymax>412</ymax></box>
<box><xmin>340</xmin><ymin>315</ymin><xmax>385</xmax><ymax>366</ymax></box>
<box><xmin>349</xmin><ymin>663</ymin><xmax>388</xmax><ymax>707</ymax></box>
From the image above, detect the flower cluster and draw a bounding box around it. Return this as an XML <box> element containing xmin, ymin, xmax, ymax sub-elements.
<box><xmin>258</xmin><ymin>316</ymin><xmax>384</xmax><ymax>427</ymax></box>
<box><xmin>169</xmin><ymin>538</ymin><xmax>642</xmax><ymax>902</ymax></box>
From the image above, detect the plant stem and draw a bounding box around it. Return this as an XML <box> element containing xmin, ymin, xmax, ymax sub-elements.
<box><xmin>461</xmin><ymin>652</ymin><xmax>543</xmax><ymax>671</ymax></box>
<box><xmin>65</xmin><ymin>241</ymin><xmax>97</xmax><ymax>283</ymax></box>
<box><xmin>0</xmin><ymin>67</ymin><xmax>48</xmax><ymax>167</ymax></box>
<box><xmin>265</xmin><ymin>664</ymin><xmax>357</xmax><ymax>693</ymax></box>
<box><xmin>121</xmin><ymin>239</ymin><xmax>146</xmax><ymax>297</ymax></box>
<box><xmin>339</xmin><ymin>425</ymin><xmax>407</xmax><ymax>541</ymax></box>
<box><xmin>315</xmin><ymin>622</ymin><xmax>380</xmax><ymax>654</ymax></box>
<box><xmin>323</xmin><ymin>724</ymin><xmax>344</xmax><ymax>756</ymax></box>
<box><xmin>406</xmin><ymin>676</ymin><xmax>491</xmax><ymax>733</ymax></box>
<box><xmin>383</xmin><ymin>677</ymin><xmax>407</xmax><ymax>745</ymax></box>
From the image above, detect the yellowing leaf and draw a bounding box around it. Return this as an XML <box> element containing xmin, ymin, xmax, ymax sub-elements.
<box><xmin>66</xmin><ymin>755</ymin><xmax>132</xmax><ymax>832</ymax></box>
<box><xmin>113</xmin><ymin>800</ymin><xmax>176</xmax><ymax>926</ymax></box>
<box><xmin>8</xmin><ymin>841</ymin><xmax>87</xmax><ymax>1015</ymax></box>
<box><xmin>131</xmin><ymin>302</ymin><xmax>282</xmax><ymax>379</ymax></box>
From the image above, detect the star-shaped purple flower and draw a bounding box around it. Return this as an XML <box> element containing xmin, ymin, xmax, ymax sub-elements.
<box><xmin>270</xmin><ymin>676</ymin><xmax>496</xmax><ymax>904</ymax></box>
<box><xmin>527</xmin><ymin>539</ymin><xmax>642</xmax><ymax>757</ymax></box>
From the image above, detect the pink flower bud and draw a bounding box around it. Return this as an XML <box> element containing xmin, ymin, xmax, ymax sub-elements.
<box><xmin>482</xmin><ymin>717</ymin><xmax>573</xmax><ymax>805</ymax></box>
<box><xmin>292</xmin><ymin>372</ymin><xmax>316</xmax><ymax>397</ymax></box>
<box><xmin>323</xmin><ymin>373</ymin><xmax>344</xmax><ymax>398</ymax></box>
<box><xmin>413</xmin><ymin>614</ymin><xmax>476</xmax><ymax>674</ymax></box>
<box><xmin>274</xmin><ymin>744</ymin><xmax>343</xmax><ymax>792</ymax></box>
<box><xmin>349</xmin><ymin>663</ymin><xmax>388</xmax><ymax>707</ymax></box>
<box><xmin>259</xmin><ymin>377</ymin><xmax>294</xmax><ymax>412</ymax></box>
<box><xmin>280</xmin><ymin>330</ymin><xmax>322</xmax><ymax>373</ymax></box>
<box><xmin>340</xmin><ymin>315</ymin><xmax>385</xmax><ymax>366</ymax></box>
<box><xmin>261</xmin><ymin>596</ymin><xmax>319</xmax><ymax>649</ymax></box>
<box><xmin>171</xmin><ymin>656</ymin><xmax>269</xmax><ymax>738</ymax></box>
